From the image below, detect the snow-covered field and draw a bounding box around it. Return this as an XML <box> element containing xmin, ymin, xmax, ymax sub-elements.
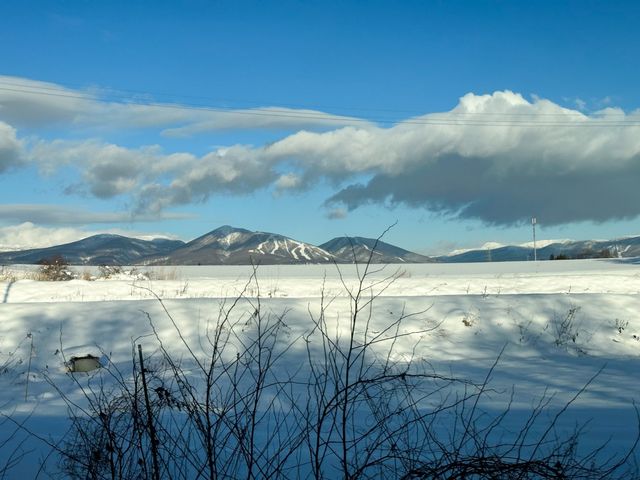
<box><xmin>1</xmin><ymin>259</ymin><xmax>639</xmax><ymax>477</ymax></box>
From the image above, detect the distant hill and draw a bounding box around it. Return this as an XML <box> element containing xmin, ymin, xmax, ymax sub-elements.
<box><xmin>320</xmin><ymin>236</ymin><xmax>433</xmax><ymax>263</ymax></box>
<box><xmin>0</xmin><ymin>234</ymin><xmax>185</xmax><ymax>265</ymax></box>
<box><xmin>147</xmin><ymin>225</ymin><xmax>337</xmax><ymax>265</ymax></box>
<box><xmin>437</xmin><ymin>237</ymin><xmax>640</xmax><ymax>263</ymax></box>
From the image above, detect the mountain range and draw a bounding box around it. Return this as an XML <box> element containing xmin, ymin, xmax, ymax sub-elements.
<box><xmin>435</xmin><ymin>237</ymin><xmax>640</xmax><ymax>263</ymax></box>
<box><xmin>0</xmin><ymin>226</ymin><xmax>433</xmax><ymax>266</ymax></box>
<box><xmin>0</xmin><ymin>225</ymin><xmax>638</xmax><ymax>266</ymax></box>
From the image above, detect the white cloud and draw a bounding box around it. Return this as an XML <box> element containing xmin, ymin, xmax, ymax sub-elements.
<box><xmin>160</xmin><ymin>107</ymin><xmax>369</xmax><ymax>137</ymax></box>
<box><xmin>0</xmin><ymin>223</ymin><xmax>91</xmax><ymax>251</ymax></box>
<box><xmin>325</xmin><ymin>207</ymin><xmax>347</xmax><ymax>220</ymax></box>
<box><xmin>0</xmin><ymin>75</ymin><xmax>368</xmax><ymax>133</ymax></box>
<box><xmin>26</xmin><ymin>136</ymin><xmax>280</xmax><ymax>213</ymax></box>
<box><xmin>274</xmin><ymin>172</ymin><xmax>303</xmax><ymax>192</ymax></box>
<box><xmin>133</xmin><ymin>145</ymin><xmax>279</xmax><ymax>213</ymax></box>
<box><xmin>30</xmin><ymin>139</ymin><xmax>195</xmax><ymax>198</ymax></box>
<box><xmin>0</xmin><ymin>204</ymin><xmax>193</xmax><ymax>225</ymax></box>
<box><xmin>0</xmin><ymin>121</ymin><xmax>24</xmax><ymax>172</ymax></box>
<box><xmin>0</xmin><ymin>76</ymin><xmax>92</xmax><ymax>126</ymax></box>
<box><xmin>574</xmin><ymin>98</ymin><xmax>587</xmax><ymax>111</ymax></box>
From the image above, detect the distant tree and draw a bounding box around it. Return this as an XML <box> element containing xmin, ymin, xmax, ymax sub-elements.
<box><xmin>573</xmin><ymin>248</ymin><xmax>614</xmax><ymax>260</ymax></box>
<box><xmin>597</xmin><ymin>248</ymin><xmax>614</xmax><ymax>258</ymax></box>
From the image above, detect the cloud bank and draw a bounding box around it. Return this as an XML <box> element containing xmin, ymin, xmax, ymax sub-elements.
<box><xmin>129</xmin><ymin>91</ymin><xmax>640</xmax><ymax>225</ymax></box>
<box><xmin>322</xmin><ymin>93</ymin><xmax>640</xmax><ymax>225</ymax></box>
<box><xmin>3</xmin><ymin>78</ymin><xmax>640</xmax><ymax>227</ymax></box>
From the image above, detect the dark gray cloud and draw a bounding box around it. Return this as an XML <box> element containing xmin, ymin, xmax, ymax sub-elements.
<box><xmin>327</xmin><ymin>153</ymin><xmax>640</xmax><ymax>225</ymax></box>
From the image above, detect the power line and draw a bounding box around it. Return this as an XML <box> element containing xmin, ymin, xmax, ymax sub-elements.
<box><xmin>0</xmin><ymin>79</ymin><xmax>621</xmax><ymax>119</ymax></box>
<box><xmin>0</xmin><ymin>82</ymin><xmax>639</xmax><ymax>128</ymax></box>
<box><xmin>0</xmin><ymin>78</ymin><xmax>625</xmax><ymax>119</ymax></box>
<box><xmin>0</xmin><ymin>78</ymin><xmax>431</xmax><ymax>116</ymax></box>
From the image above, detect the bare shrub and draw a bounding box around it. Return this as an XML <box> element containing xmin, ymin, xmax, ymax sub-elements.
<box><xmin>37</xmin><ymin>255</ymin><xmax>75</xmax><ymax>281</ymax></box>
<box><xmin>550</xmin><ymin>306</ymin><xmax>592</xmax><ymax>355</ymax></box>
<box><xmin>614</xmin><ymin>318</ymin><xmax>629</xmax><ymax>335</ymax></box>
<box><xmin>97</xmin><ymin>265</ymin><xmax>123</xmax><ymax>279</ymax></box>
<box><xmin>462</xmin><ymin>311</ymin><xmax>478</xmax><ymax>327</ymax></box>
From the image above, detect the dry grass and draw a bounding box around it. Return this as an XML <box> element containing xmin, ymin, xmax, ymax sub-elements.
<box><xmin>145</xmin><ymin>267</ymin><xmax>179</xmax><ymax>281</ymax></box>
<box><xmin>1</xmin><ymin>266</ymin><xmax>80</xmax><ymax>282</ymax></box>
<box><xmin>80</xmin><ymin>269</ymin><xmax>94</xmax><ymax>281</ymax></box>
<box><xmin>0</xmin><ymin>266</ymin><xmax>16</xmax><ymax>282</ymax></box>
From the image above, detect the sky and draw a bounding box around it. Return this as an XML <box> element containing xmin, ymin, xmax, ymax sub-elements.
<box><xmin>1</xmin><ymin>0</ymin><xmax>640</xmax><ymax>255</ymax></box>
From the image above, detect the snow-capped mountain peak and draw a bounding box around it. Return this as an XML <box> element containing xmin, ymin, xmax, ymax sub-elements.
<box><xmin>156</xmin><ymin>226</ymin><xmax>336</xmax><ymax>265</ymax></box>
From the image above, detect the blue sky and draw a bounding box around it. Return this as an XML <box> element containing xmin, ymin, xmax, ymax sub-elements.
<box><xmin>1</xmin><ymin>0</ymin><xmax>639</xmax><ymax>254</ymax></box>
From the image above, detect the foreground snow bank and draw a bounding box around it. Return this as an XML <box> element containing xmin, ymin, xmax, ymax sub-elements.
<box><xmin>0</xmin><ymin>259</ymin><xmax>638</xmax><ymax>477</ymax></box>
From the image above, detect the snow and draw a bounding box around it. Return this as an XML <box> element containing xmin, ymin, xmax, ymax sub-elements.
<box><xmin>449</xmin><ymin>241</ymin><xmax>506</xmax><ymax>255</ymax></box>
<box><xmin>1</xmin><ymin>258</ymin><xmax>639</xmax><ymax>476</ymax></box>
<box><xmin>520</xmin><ymin>238</ymin><xmax>573</xmax><ymax>248</ymax></box>
<box><xmin>220</xmin><ymin>231</ymin><xmax>244</xmax><ymax>246</ymax></box>
<box><xmin>297</xmin><ymin>243</ymin><xmax>311</xmax><ymax>260</ymax></box>
<box><xmin>254</xmin><ymin>240</ymin><xmax>268</xmax><ymax>255</ymax></box>
<box><xmin>289</xmin><ymin>241</ymin><xmax>299</xmax><ymax>259</ymax></box>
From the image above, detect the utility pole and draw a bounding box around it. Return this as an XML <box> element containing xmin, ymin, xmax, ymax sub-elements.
<box><xmin>531</xmin><ymin>217</ymin><xmax>537</xmax><ymax>261</ymax></box>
